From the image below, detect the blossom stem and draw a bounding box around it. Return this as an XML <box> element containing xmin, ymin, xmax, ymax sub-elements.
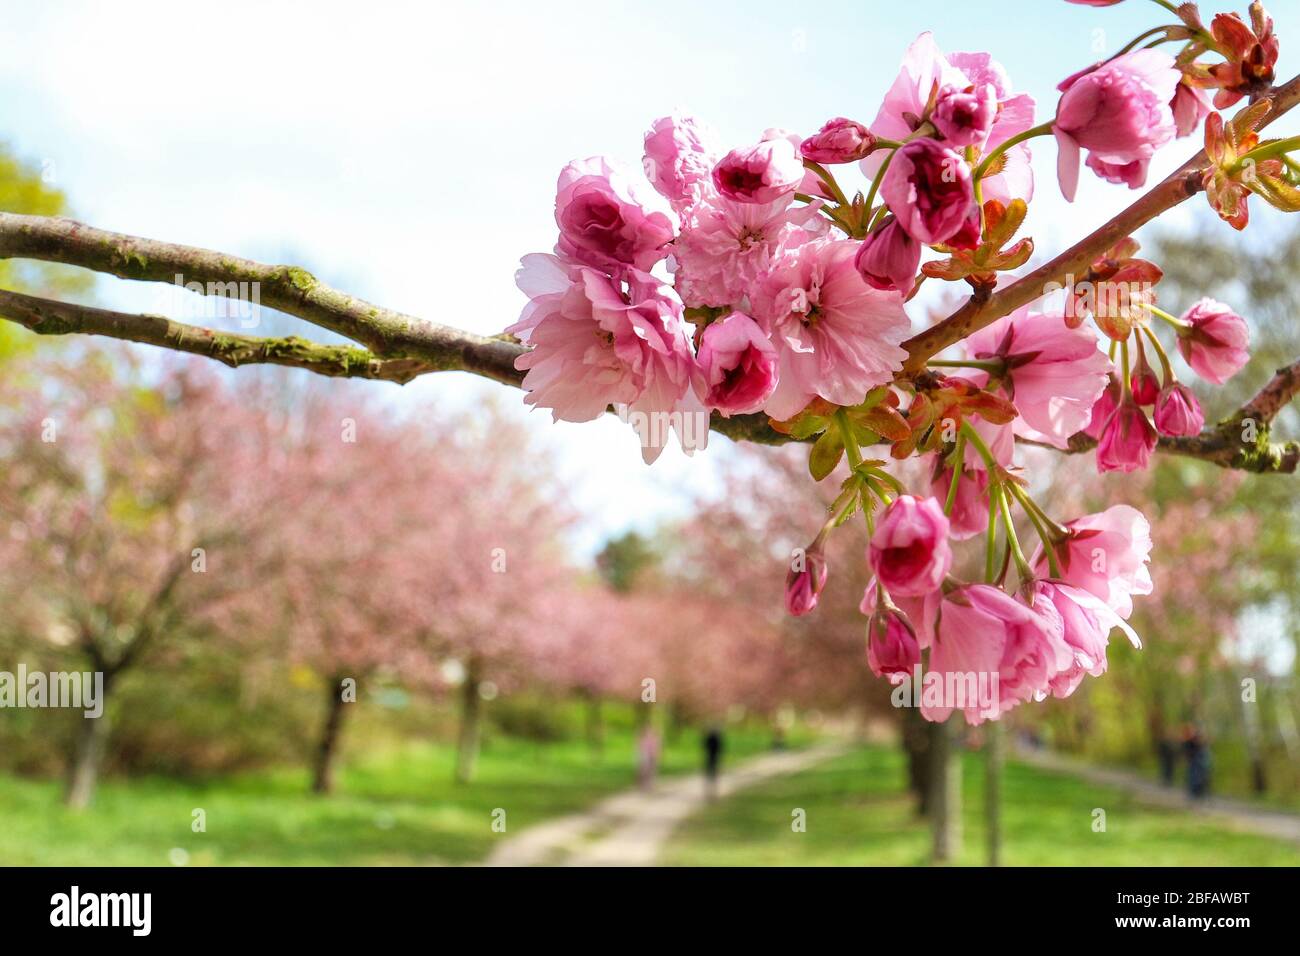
<box><xmin>996</xmin><ymin>481</ymin><xmax>1035</xmax><ymax>583</ymax></box>
<box><xmin>1142</xmin><ymin>324</ymin><xmax>1175</xmax><ymax>383</ymax></box>
<box><xmin>973</xmin><ymin>122</ymin><xmax>1055</xmax><ymax>182</ymax></box>
<box><xmin>1007</xmin><ymin>482</ymin><xmax>1061</xmax><ymax>578</ymax></box>
<box><xmin>928</xmin><ymin>358</ymin><xmax>1004</xmax><ymax>373</ymax></box>
<box><xmin>803</xmin><ymin>161</ymin><xmax>850</xmax><ymax>207</ymax></box>
<box><xmin>985</xmin><ymin>484</ymin><xmax>1002</xmax><ymax>584</ymax></box>
<box><xmin>835</xmin><ymin>410</ymin><xmax>864</xmax><ymax>468</ymax></box>
<box><xmin>1119</xmin><ymin>338</ymin><xmax>1131</xmax><ymax>400</ymax></box>
<box><xmin>1149</xmin><ymin>0</ymin><xmax>1180</xmax><ymax>14</ymax></box>
<box><xmin>862</xmin><ymin>148</ymin><xmax>897</xmax><ymax>222</ymax></box>
<box><xmin>1112</xmin><ymin>25</ymin><xmax>1176</xmax><ymax>60</ymax></box>
<box><xmin>959</xmin><ymin>420</ymin><xmax>999</xmax><ymax>471</ymax></box>
<box><xmin>1146</xmin><ymin>303</ymin><xmax>1190</xmax><ymax>330</ymax></box>
<box><xmin>943</xmin><ymin>433</ymin><xmax>967</xmax><ymax>517</ymax></box>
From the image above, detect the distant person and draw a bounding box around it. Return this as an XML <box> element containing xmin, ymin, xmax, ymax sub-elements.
<box><xmin>637</xmin><ymin>725</ymin><xmax>661</xmax><ymax>791</ymax></box>
<box><xmin>1157</xmin><ymin>737</ymin><xmax>1177</xmax><ymax>787</ymax></box>
<box><xmin>703</xmin><ymin>726</ymin><xmax>724</xmax><ymax>800</ymax></box>
<box><xmin>1182</xmin><ymin>725</ymin><xmax>1211</xmax><ymax>799</ymax></box>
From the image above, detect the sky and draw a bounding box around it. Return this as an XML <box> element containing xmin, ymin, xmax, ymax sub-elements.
<box><xmin>2</xmin><ymin>0</ymin><xmax>1298</xmax><ymax>555</ymax></box>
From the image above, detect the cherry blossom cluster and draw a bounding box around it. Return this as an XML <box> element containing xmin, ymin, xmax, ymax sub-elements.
<box><xmin>509</xmin><ymin>0</ymin><xmax>1293</xmax><ymax>722</ymax></box>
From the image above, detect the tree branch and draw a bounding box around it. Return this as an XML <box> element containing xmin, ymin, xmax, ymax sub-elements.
<box><xmin>0</xmin><ymin>288</ymin><xmax>435</xmax><ymax>384</ymax></box>
<box><xmin>1</xmin><ymin>73</ymin><xmax>1299</xmax><ymax>460</ymax></box>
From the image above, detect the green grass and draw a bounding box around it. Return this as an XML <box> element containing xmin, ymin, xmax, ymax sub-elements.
<box><xmin>0</xmin><ymin>723</ymin><xmax>786</xmax><ymax>866</ymax></box>
<box><xmin>662</xmin><ymin>746</ymin><xmax>1300</xmax><ymax>866</ymax></box>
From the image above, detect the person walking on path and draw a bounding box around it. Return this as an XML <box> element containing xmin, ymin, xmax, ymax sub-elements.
<box><xmin>703</xmin><ymin>726</ymin><xmax>724</xmax><ymax>801</ymax></box>
<box><xmin>637</xmin><ymin>725</ymin><xmax>661</xmax><ymax>792</ymax></box>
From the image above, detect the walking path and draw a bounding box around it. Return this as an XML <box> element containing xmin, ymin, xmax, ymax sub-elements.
<box><xmin>485</xmin><ymin>743</ymin><xmax>845</xmax><ymax>866</ymax></box>
<box><xmin>1019</xmin><ymin>748</ymin><xmax>1300</xmax><ymax>845</ymax></box>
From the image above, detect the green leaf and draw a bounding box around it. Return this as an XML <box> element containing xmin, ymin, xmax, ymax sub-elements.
<box><xmin>809</xmin><ymin>429</ymin><xmax>845</xmax><ymax>481</ymax></box>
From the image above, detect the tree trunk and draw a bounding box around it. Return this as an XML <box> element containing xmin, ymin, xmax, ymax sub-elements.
<box><xmin>312</xmin><ymin>676</ymin><xmax>349</xmax><ymax>795</ymax></box>
<box><xmin>984</xmin><ymin>722</ymin><xmax>1003</xmax><ymax>867</ymax></box>
<box><xmin>929</xmin><ymin>716</ymin><xmax>962</xmax><ymax>864</ymax></box>
<box><xmin>65</xmin><ymin>673</ymin><xmax>114</xmax><ymax>809</ymax></box>
<box><xmin>583</xmin><ymin>693</ymin><xmax>605</xmax><ymax>760</ymax></box>
<box><xmin>454</xmin><ymin>659</ymin><xmax>482</xmax><ymax>784</ymax></box>
<box><xmin>901</xmin><ymin>707</ymin><xmax>934</xmax><ymax>816</ymax></box>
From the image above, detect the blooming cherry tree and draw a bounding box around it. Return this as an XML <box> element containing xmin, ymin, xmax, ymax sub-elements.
<box><xmin>3</xmin><ymin>1</ymin><xmax>1300</xmax><ymax>729</ymax></box>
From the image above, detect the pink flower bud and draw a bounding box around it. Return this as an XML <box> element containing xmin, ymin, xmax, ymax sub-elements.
<box><xmin>880</xmin><ymin>138</ymin><xmax>977</xmax><ymax>245</ymax></box>
<box><xmin>1096</xmin><ymin>397</ymin><xmax>1157</xmax><ymax>473</ymax></box>
<box><xmin>693</xmin><ymin>312</ymin><xmax>779</xmax><ymax>416</ymax></box>
<box><xmin>1177</xmin><ymin>298</ymin><xmax>1250</xmax><ymax>384</ymax></box>
<box><xmin>854</xmin><ymin>219</ymin><xmax>921</xmax><ymax>293</ymax></box>
<box><xmin>1129</xmin><ymin>351</ymin><xmax>1160</xmax><ymax>405</ymax></box>
<box><xmin>1153</xmin><ymin>383</ymin><xmax>1204</xmax><ymax>437</ymax></box>
<box><xmin>868</xmin><ymin>495</ymin><xmax>953</xmax><ymax>597</ymax></box>
<box><xmin>933</xmin><ymin>83</ymin><xmax>997</xmax><ymax>148</ymax></box>
<box><xmin>800</xmin><ymin>117</ymin><xmax>878</xmax><ymax>164</ymax></box>
<box><xmin>785</xmin><ymin>546</ymin><xmax>828</xmax><ymax>617</ymax></box>
<box><xmin>861</xmin><ymin>588</ymin><xmax>922</xmax><ymax>682</ymax></box>
<box><xmin>711</xmin><ymin>138</ymin><xmax>805</xmax><ymax>204</ymax></box>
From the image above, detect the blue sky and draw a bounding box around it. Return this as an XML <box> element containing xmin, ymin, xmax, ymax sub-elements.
<box><xmin>2</xmin><ymin>0</ymin><xmax>1297</xmax><ymax>553</ymax></box>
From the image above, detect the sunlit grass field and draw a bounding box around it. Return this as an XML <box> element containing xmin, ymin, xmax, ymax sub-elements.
<box><xmin>662</xmin><ymin>746</ymin><xmax>1300</xmax><ymax>867</ymax></box>
<box><xmin>0</xmin><ymin>724</ymin><xmax>781</xmax><ymax>866</ymax></box>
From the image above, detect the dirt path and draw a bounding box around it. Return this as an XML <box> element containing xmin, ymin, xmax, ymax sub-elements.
<box><xmin>484</xmin><ymin>744</ymin><xmax>845</xmax><ymax>867</ymax></box>
<box><xmin>1019</xmin><ymin>748</ymin><xmax>1300</xmax><ymax>844</ymax></box>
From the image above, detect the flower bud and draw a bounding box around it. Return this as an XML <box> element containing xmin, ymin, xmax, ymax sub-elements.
<box><xmin>785</xmin><ymin>545</ymin><xmax>828</xmax><ymax>617</ymax></box>
<box><xmin>854</xmin><ymin>218</ymin><xmax>921</xmax><ymax>293</ymax></box>
<box><xmin>800</xmin><ymin>117</ymin><xmax>878</xmax><ymax>164</ymax></box>
<box><xmin>1177</xmin><ymin>298</ymin><xmax>1250</xmax><ymax>384</ymax></box>
<box><xmin>1153</xmin><ymin>383</ymin><xmax>1205</xmax><ymax>437</ymax></box>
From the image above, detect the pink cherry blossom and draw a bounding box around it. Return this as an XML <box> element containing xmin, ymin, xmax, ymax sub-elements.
<box><xmin>1084</xmin><ymin>376</ymin><xmax>1120</xmax><ymax>439</ymax></box>
<box><xmin>854</xmin><ymin>218</ymin><xmax>921</xmax><ymax>293</ymax></box>
<box><xmin>998</xmin><ymin>589</ymin><xmax>1070</xmax><ymax>710</ymax></box>
<box><xmin>933</xmin><ymin>82</ymin><xmax>997</xmax><ymax>147</ymax></box>
<box><xmin>868</xmin><ymin>495</ymin><xmax>953</xmax><ymax>597</ymax></box>
<box><xmin>509</xmin><ymin>256</ymin><xmax>695</xmax><ymax>436</ymax></box>
<box><xmin>924</xmin><ymin>584</ymin><xmax>1041</xmax><ymax>724</ymax></box>
<box><xmin>964</xmin><ymin>305</ymin><xmax>1112</xmax><ymax>449</ymax></box>
<box><xmin>711</xmin><ymin>138</ymin><xmax>805</xmax><ymax>205</ymax></box>
<box><xmin>555</xmin><ymin>157</ymin><xmax>676</xmax><ymax>273</ymax></box>
<box><xmin>672</xmin><ymin>189</ymin><xmax>825</xmax><ymax>309</ymax></box>
<box><xmin>801</xmin><ymin>117</ymin><xmax>877</xmax><ymax>164</ymax></box>
<box><xmin>1177</xmin><ymin>298</ymin><xmax>1251</xmax><ymax>384</ymax></box>
<box><xmin>881</xmin><ymin>138</ymin><xmax>977</xmax><ymax>246</ymax></box>
<box><xmin>1085</xmin><ymin>154</ymin><xmax>1149</xmax><ymax>190</ymax></box>
<box><xmin>693</xmin><ymin>311</ymin><xmax>779</xmax><ymax>416</ymax></box>
<box><xmin>1034</xmin><ymin>581</ymin><xmax>1141</xmax><ymax>700</ymax></box>
<box><xmin>862</xmin><ymin>35</ymin><xmax>1037</xmax><ymax>203</ymax></box>
<box><xmin>643</xmin><ymin>113</ymin><xmax>720</xmax><ymax>209</ymax></box>
<box><xmin>1153</xmin><ymin>383</ymin><xmax>1205</xmax><ymax>437</ymax></box>
<box><xmin>1054</xmin><ymin>50</ymin><xmax>1180</xmax><ymax>201</ymax></box>
<box><xmin>1033</xmin><ymin>504</ymin><xmax>1154</xmax><ymax>618</ymax></box>
<box><xmin>750</xmin><ymin>238</ymin><xmax>911</xmax><ymax>419</ymax></box>
<box><xmin>1172</xmin><ymin>81</ymin><xmax>1213</xmax><ymax>138</ymax></box>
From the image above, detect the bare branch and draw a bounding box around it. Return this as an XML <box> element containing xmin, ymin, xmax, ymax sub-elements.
<box><xmin>0</xmin><ymin>288</ymin><xmax>436</xmax><ymax>384</ymax></box>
